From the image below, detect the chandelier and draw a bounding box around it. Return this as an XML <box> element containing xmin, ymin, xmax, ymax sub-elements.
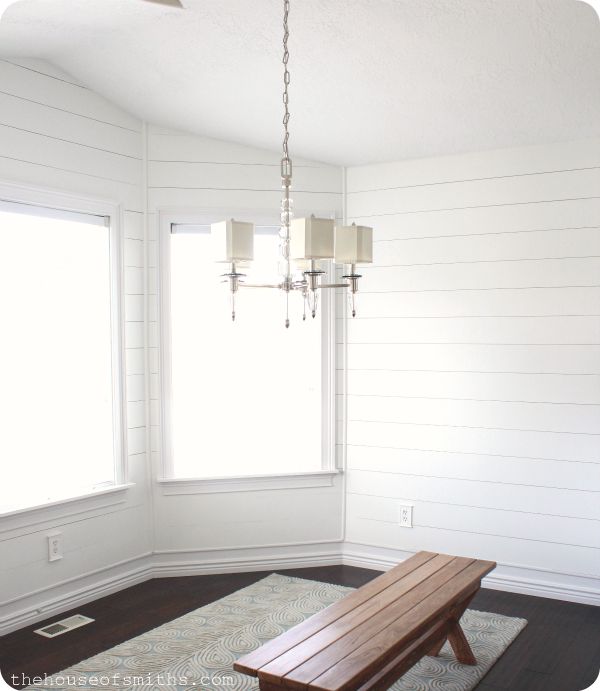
<box><xmin>211</xmin><ymin>0</ymin><xmax>373</xmax><ymax>327</ymax></box>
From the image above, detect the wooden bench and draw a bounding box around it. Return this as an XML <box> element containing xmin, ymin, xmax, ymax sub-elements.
<box><xmin>234</xmin><ymin>551</ymin><xmax>496</xmax><ymax>691</ymax></box>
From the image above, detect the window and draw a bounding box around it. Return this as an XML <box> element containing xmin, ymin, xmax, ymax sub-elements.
<box><xmin>0</xmin><ymin>197</ymin><xmax>125</xmax><ymax>514</ymax></box>
<box><xmin>160</xmin><ymin>215</ymin><xmax>335</xmax><ymax>483</ymax></box>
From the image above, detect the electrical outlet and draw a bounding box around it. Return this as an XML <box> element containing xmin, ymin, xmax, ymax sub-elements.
<box><xmin>47</xmin><ymin>531</ymin><xmax>63</xmax><ymax>562</ymax></box>
<box><xmin>398</xmin><ymin>505</ymin><xmax>413</xmax><ymax>528</ymax></box>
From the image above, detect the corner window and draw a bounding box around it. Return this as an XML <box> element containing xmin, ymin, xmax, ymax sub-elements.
<box><xmin>0</xmin><ymin>197</ymin><xmax>125</xmax><ymax>514</ymax></box>
<box><xmin>159</xmin><ymin>216</ymin><xmax>335</xmax><ymax>483</ymax></box>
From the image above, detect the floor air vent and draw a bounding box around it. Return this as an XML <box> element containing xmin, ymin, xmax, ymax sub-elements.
<box><xmin>35</xmin><ymin>614</ymin><xmax>94</xmax><ymax>638</ymax></box>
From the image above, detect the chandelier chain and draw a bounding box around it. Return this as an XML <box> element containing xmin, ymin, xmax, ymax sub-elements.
<box><xmin>279</xmin><ymin>0</ymin><xmax>293</xmax><ymax>326</ymax></box>
<box><xmin>282</xmin><ymin>0</ymin><xmax>291</xmax><ymax>161</ymax></box>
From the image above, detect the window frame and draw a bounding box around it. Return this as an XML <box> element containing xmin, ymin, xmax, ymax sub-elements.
<box><xmin>0</xmin><ymin>180</ymin><xmax>131</xmax><ymax>528</ymax></box>
<box><xmin>157</xmin><ymin>209</ymin><xmax>339</xmax><ymax>494</ymax></box>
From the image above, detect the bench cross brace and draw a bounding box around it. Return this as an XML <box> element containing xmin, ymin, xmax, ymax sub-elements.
<box><xmin>427</xmin><ymin>587</ymin><xmax>478</xmax><ymax>665</ymax></box>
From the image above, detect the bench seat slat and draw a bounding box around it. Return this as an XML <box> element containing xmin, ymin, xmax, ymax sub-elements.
<box><xmin>307</xmin><ymin>560</ymin><xmax>495</xmax><ymax>691</ymax></box>
<box><xmin>256</xmin><ymin>554</ymin><xmax>460</xmax><ymax>684</ymax></box>
<box><xmin>234</xmin><ymin>551</ymin><xmax>438</xmax><ymax>676</ymax></box>
<box><xmin>269</xmin><ymin>556</ymin><xmax>476</xmax><ymax>689</ymax></box>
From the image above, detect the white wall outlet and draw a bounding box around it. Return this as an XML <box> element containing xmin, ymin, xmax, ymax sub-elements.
<box><xmin>47</xmin><ymin>531</ymin><xmax>63</xmax><ymax>562</ymax></box>
<box><xmin>398</xmin><ymin>505</ymin><xmax>413</xmax><ymax>528</ymax></box>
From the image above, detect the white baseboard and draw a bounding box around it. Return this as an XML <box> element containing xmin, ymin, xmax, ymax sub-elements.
<box><xmin>0</xmin><ymin>544</ymin><xmax>343</xmax><ymax>635</ymax></box>
<box><xmin>481</xmin><ymin>571</ymin><xmax>600</xmax><ymax>606</ymax></box>
<box><xmin>342</xmin><ymin>543</ymin><xmax>600</xmax><ymax>607</ymax></box>
<box><xmin>3</xmin><ymin>541</ymin><xmax>598</xmax><ymax>635</ymax></box>
<box><xmin>0</xmin><ymin>554</ymin><xmax>154</xmax><ymax>636</ymax></box>
<box><xmin>152</xmin><ymin>544</ymin><xmax>344</xmax><ymax>577</ymax></box>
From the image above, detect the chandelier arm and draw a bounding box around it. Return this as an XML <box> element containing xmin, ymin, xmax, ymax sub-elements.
<box><xmin>238</xmin><ymin>283</ymin><xmax>285</xmax><ymax>289</ymax></box>
<box><xmin>313</xmin><ymin>283</ymin><xmax>352</xmax><ymax>289</ymax></box>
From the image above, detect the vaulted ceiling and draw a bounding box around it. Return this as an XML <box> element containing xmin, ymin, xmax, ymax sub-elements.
<box><xmin>1</xmin><ymin>0</ymin><xmax>599</xmax><ymax>165</ymax></box>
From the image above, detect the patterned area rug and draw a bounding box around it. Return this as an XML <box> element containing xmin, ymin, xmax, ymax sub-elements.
<box><xmin>29</xmin><ymin>573</ymin><xmax>527</xmax><ymax>690</ymax></box>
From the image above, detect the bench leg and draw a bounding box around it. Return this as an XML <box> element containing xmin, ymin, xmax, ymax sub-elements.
<box><xmin>447</xmin><ymin>622</ymin><xmax>477</xmax><ymax>666</ymax></box>
<box><xmin>430</xmin><ymin>585</ymin><xmax>478</xmax><ymax>665</ymax></box>
<box><xmin>428</xmin><ymin>637</ymin><xmax>447</xmax><ymax>657</ymax></box>
<box><xmin>259</xmin><ymin>682</ymin><xmax>282</xmax><ymax>691</ymax></box>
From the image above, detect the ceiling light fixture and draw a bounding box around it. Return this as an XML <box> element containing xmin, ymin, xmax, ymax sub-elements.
<box><xmin>212</xmin><ymin>0</ymin><xmax>373</xmax><ymax>327</ymax></box>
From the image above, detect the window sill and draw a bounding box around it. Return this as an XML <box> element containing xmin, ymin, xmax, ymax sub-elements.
<box><xmin>0</xmin><ymin>483</ymin><xmax>135</xmax><ymax>538</ymax></box>
<box><xmin>157</xmin><ymin>470</ymin><xmax>341</xmax><ymax>495</ymax></box>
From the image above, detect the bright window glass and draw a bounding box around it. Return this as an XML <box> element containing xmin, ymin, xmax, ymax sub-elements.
<box><xmin>0</xmin><ymin>205</ymin><xmax>117</xmax><ymax>513</ymax></box>
<box><xmin>169</xmin><ymin>226</ymin><xmax>322</xmax><ymax>478</ymax></box>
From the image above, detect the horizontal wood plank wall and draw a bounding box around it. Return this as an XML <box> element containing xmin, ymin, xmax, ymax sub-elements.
<box><xmin>0</xmin><ymin>59</ymin><xmax>152</xmax><ymax>628</ymax></box>
<box><xmin>146</xmin><ymin>125</ymin><xmax>345</xmax><ymax>554</ymax></box>
<box><xmin>344</xmin><ymin>139</ymin><xmax>600</xmax><ymax>593</ymax></box>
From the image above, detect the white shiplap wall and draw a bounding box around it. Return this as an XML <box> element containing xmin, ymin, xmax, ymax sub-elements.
<box><xmin>0</xmin><ymin>59</ymin><xmax>152</xmax><ymax>631</ymax></box>
<box><xmin>146</xmin><ymin>125</ymin><xmax>346</xmax><ymax>562</ymax></box>
<box><xmin>343</xmin><ymin>139</ymin><xmax>600</xmax><ymax>602</ymax></box>
<box><xmin>2</xmin><ymin>56</ymin><xmax>597</xmax><ymax>623</ymax></box>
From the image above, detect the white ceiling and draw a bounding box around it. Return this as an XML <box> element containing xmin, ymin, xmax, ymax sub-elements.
<box><xmin>1</xmin><ymin>0</ymin><xmax>599</xmax><ymax>166</ymax></box>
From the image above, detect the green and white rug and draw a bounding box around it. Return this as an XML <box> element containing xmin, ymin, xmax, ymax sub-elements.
<box><xmin>28</xmin><ymin>573</ymin><xmax>527</xmax><ymax>691</ymax></box>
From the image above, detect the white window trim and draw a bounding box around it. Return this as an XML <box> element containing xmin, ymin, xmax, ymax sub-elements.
<box><xmin>0</xmin><ymin>180</ymin><xmax>131</xmax><ymax>527</ymax></box>
<box><xmin>0</xmin><ymin>484</ymin><xmax>135</xmax><ymax>540</ymax></box>
<box><xmin>157</xmin><ymin>208</ymin><xmax>340</xmax><ymax>494</ymax></box>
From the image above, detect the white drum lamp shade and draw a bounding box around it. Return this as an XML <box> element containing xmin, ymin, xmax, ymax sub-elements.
<box><xmin>211</xmin><ymin>219</ymin><xmax>254</xmax><ymax>262</ymax></box>
<box><xmin>290</xmin><ymin>217</ymin><xmax>335</xmax><ymax>260</ymax></box>
<box><xmin>334</xmin><ymin>224</ymin><xmax>373</xmax><ymax>264</ymax></box>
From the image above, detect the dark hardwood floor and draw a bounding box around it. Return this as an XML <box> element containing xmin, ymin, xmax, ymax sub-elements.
<box><xmin>1</xmin><ymin>565</ymin><xmax>598</xmax><ymax>690</ymax></box>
